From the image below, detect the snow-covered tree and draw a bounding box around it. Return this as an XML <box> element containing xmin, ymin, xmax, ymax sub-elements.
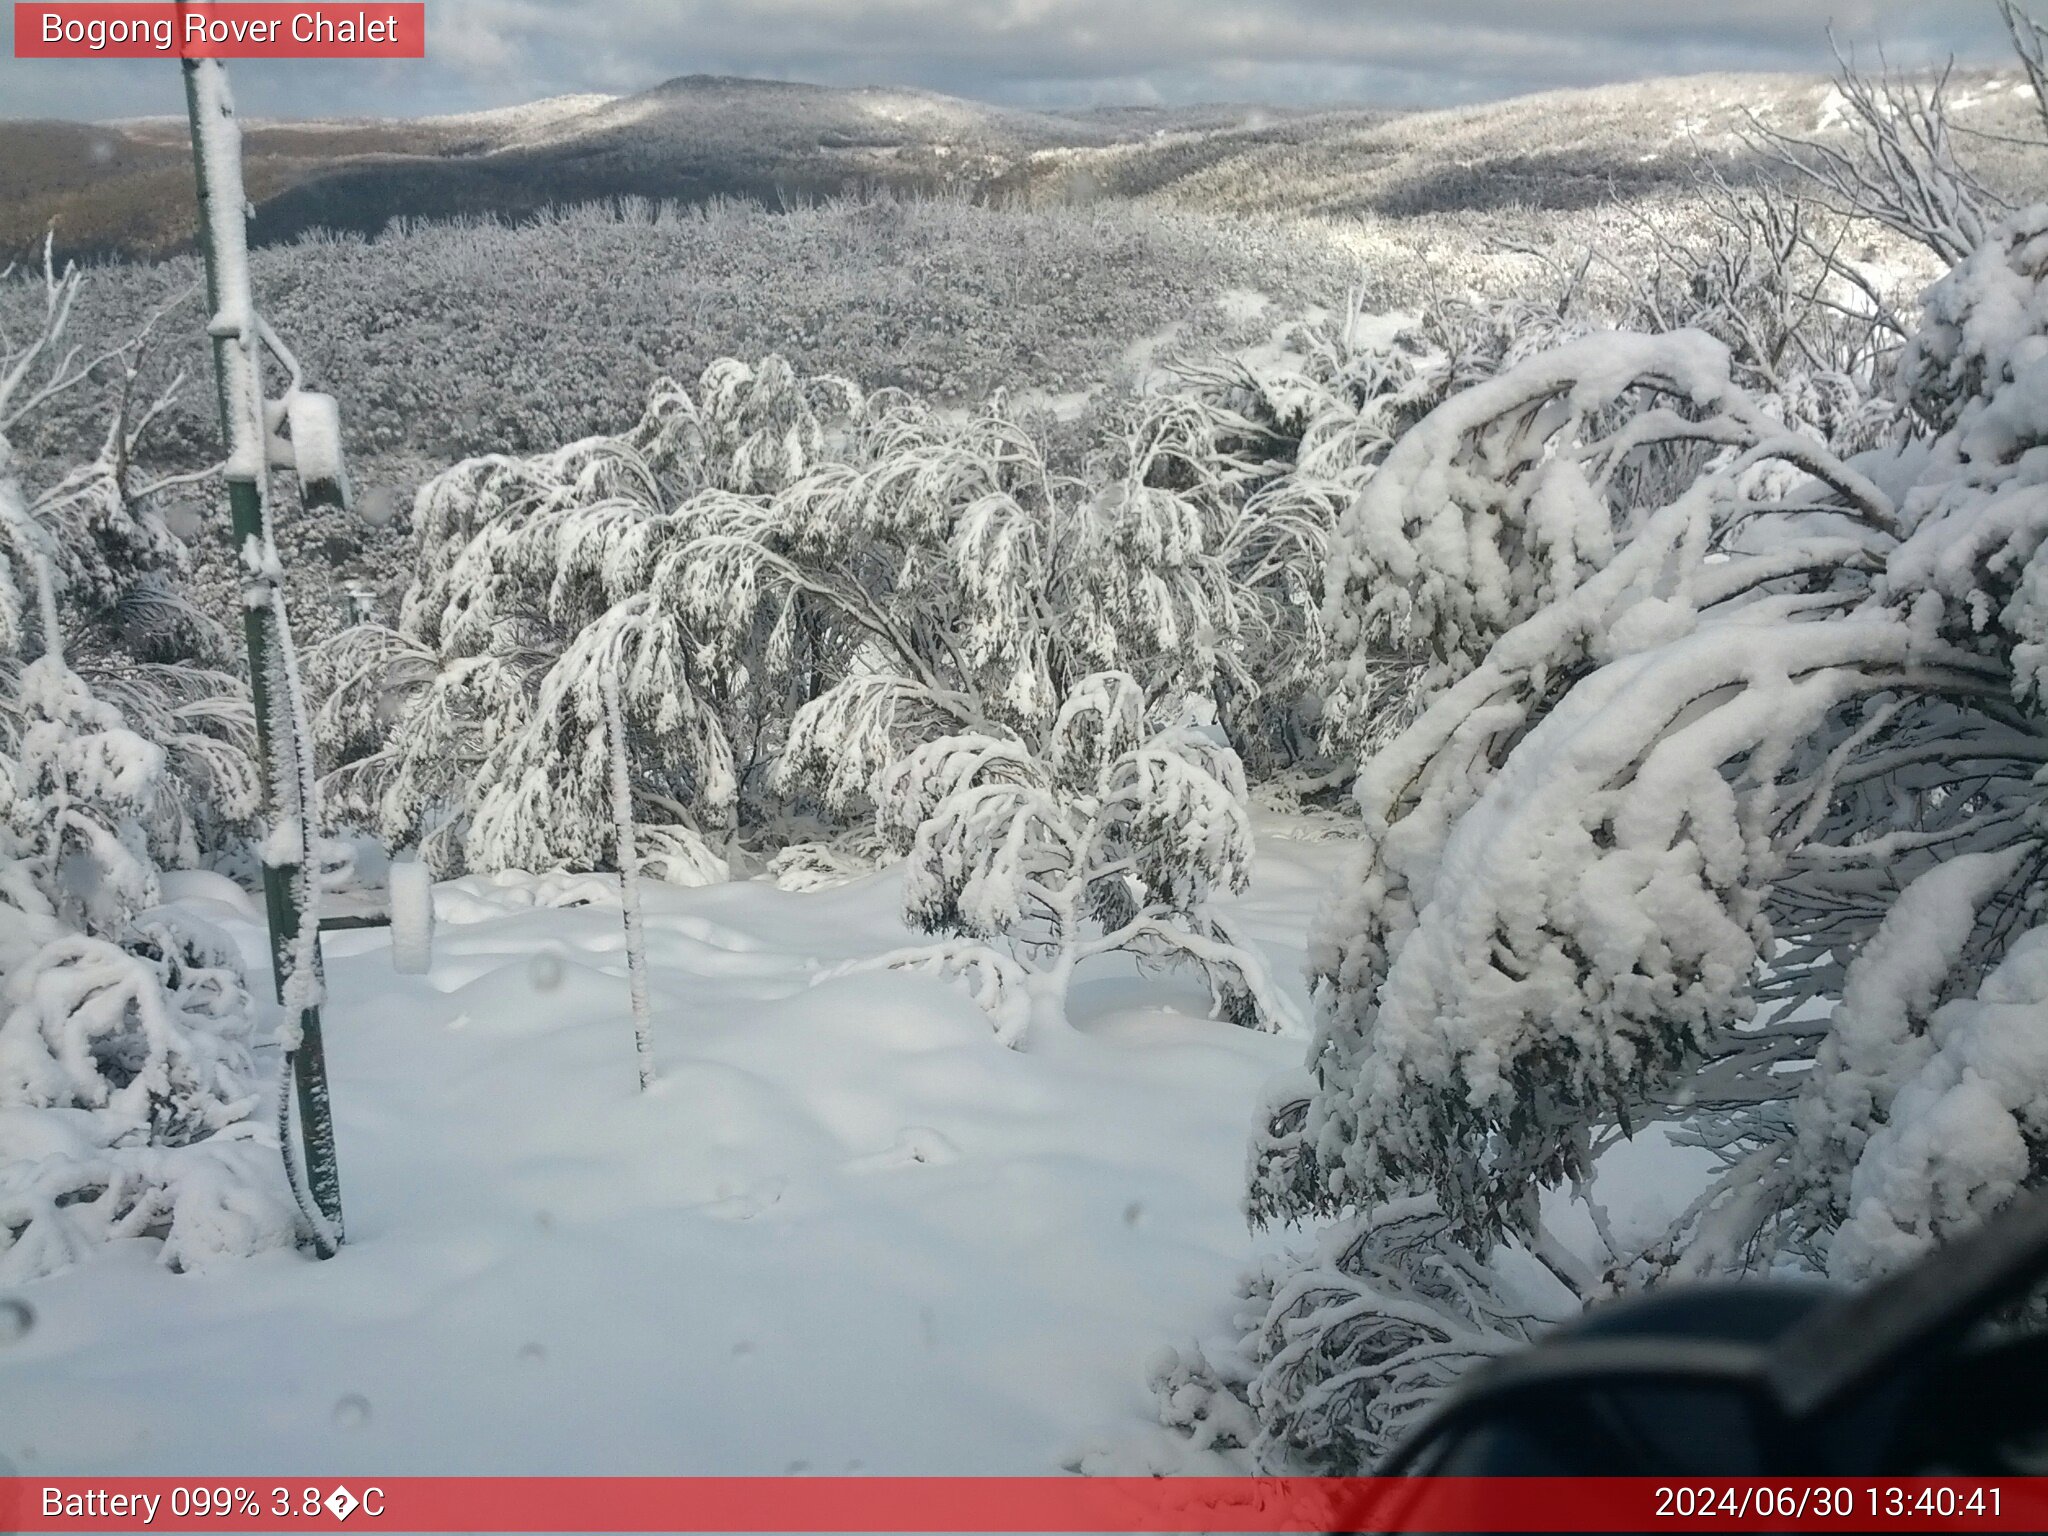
<box><xmin>325</xmin><ymin>355</ymin><xmax>1317</xmax><ymax>904</ymax></box>
<box><xmin>839</xmin><ymin>671</ymin><xmax>1295</xmax><ymax>1042</ymax></box>
<box><xmin>1</xmin><ymin>241</ymin><xmax>250</xmax><ymax>866</ymax></box>
<box><xmin>684</xmin><ymin>388</ymin><xmax>1253</xmax><ymax>814</ymax></box>
<box><xmin>311</xmin><ymin>358</ymin><xmax>854</xmax><ymax>875</ymax></box>
<box><xmin>1220</xmin><ymin>191</ymin><xmax>2048</xmax><ymax>1466</ymax></box>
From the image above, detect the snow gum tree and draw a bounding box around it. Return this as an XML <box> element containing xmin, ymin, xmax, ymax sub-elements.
<box><xmin>846</xmin><ymin>672</ymin><xmax>1296</xmax><ymax>1043</ymax></box>
<box><xmin>312</xmin><ymin>356</ymin><xmax>857</xmax><ymax>876</ymax></box>
<box><xmin>319</xmin><ymin>358</ymin><xmax>1333</xmax><ymax>1041</ymax></box>
<box><xmin>683</xmin><ymin>390</ymin><xmax>1252</xmax><ymax>812</ymax></box>
<box><xmin>1212</xmin><ymin>195</ymin><xmax>2048</xmax><ymax>1470</ymax></box>
<box><xmin>669</xmin><ymin>390</ymin><xmax>1308</xmax><ymax>1037</ymax></box>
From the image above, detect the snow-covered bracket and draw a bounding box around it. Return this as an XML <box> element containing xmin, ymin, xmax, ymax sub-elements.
<box><xmin>283</xmin><ymin>390</ymin><xmax>353</xmax><ymax>512</ymax></box>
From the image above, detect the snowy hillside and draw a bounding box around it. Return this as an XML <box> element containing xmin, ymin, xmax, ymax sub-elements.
<box><xmin>541</xmin><ymin>76</ymin><xmax>1127</xmax><ymax>156</ymax></box>
<box><xmin>1026</xmin><ymin>69</ymin><xmax>2046</xmax><ymax>217</ymax></box>
<box><xmin>3</xmin><ymin>75</ymin><xmax>1171</xmax><ymax>261</ymax></box>
<box><xmin>9</xmin><ymin>65</ymin><xmax>2036</xmax><ymax>262</ymax></box>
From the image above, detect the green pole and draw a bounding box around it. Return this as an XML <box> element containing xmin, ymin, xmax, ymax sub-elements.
<box><xmin>180</xmin><ymin>51</ymin><xmax>344</xmax><ymax>1254</ymax></box>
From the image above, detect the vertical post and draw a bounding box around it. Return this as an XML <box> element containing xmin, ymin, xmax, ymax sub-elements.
<box><xmin>603</xmin><ymin>669</ymin><xmax>657</xmax><ymax>1091</ymax></box>
<box><xmin>181</xmin><ymin>50</ymin><xmax>344</xmax><ymax>1252</ymax></box>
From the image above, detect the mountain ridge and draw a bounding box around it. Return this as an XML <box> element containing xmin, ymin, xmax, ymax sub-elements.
<box><xmin>2</xmin><ymin>67</ymin><xmax>2034</xmax><ymax>263</ymax></box>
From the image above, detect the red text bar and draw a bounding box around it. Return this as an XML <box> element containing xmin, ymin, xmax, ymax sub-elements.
<box><xmin>14</xmin><ymin>4</ymin><xmax>425</xmax><ymax>58</ymax></box>
<box><xmin>4</xmin><ymin>1477</ymin><xmax>2048</xmax><ymax>1532</ymax></box>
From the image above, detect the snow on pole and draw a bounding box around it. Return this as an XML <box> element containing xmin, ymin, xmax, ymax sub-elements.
<box><xmin>603</xmin><ymin>667</ymin><xmax>657</xmax><ymax>1090</ymax></box>
<box><xmin>182</xmin><ymin>48</ymin><xmax>344</xmax><ymax>1254</ymax></box>
<box><xmin>388</xmin><ymin>856</ymin><xmax>436</xmax><ymax>975</ymax></box>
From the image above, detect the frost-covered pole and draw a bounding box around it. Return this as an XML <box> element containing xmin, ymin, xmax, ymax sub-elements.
<box><xmin>181</xmin><ymin>48</ymin><xmax>344</xmax><ymax>1253</ymax></box>
<box><xmin>603</xmin><ymin>669</ymin><xmax>657</xmax><ymax>1090</ymax></box>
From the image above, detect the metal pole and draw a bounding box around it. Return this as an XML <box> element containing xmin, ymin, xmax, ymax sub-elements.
<box><xmin>180</xmin><ymin>47</ymin><xmax>344</xmax><ymax>1253</ymax></box>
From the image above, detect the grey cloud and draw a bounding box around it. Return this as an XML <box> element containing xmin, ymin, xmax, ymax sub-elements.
<box><xmin>0</xmin><ymin>0</ymin><xmax>2021</xmax><ymax>122</ymax></box>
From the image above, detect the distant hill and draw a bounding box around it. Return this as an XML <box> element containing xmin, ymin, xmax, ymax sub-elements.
<box><xmin>3</xmin><ymin>68</ymin><xmax>2040</xmax><ymax>264</ymax></box>
<box><xmin>1019</xmin><ymin>70</ymin><xmax>2047</xmax><ymax>217</ymax></box>
<box><xmin>2</xmin><ymin>78</ymin><xmax>1300</xmax><ymax>262</ymax></box>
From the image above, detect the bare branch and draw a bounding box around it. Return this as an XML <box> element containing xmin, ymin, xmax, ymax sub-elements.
<box><xmin>1747</xmin><ymin>41</ymin><xmax>1999</xmax><ymax>265</ymax></box>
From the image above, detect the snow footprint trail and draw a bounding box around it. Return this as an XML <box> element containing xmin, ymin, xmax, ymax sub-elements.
<box><xmin>4</xmin><ymin>851</ymin><xmax>1316</xmax><ymax>1476</ymax></box>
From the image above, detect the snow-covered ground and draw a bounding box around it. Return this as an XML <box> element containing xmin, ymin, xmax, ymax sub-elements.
<box><xmin>0</xmin><ymin>826</ymin><xmax>1354</xmax><ymax>1477</ymax></box>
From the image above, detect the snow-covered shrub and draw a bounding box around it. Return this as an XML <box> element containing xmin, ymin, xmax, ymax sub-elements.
<box><xmin>839</xmin><ymin>673</ymin><xmax>1294</xmax><ymax>1042</ymax></box>
<box><xmin>1281</xmin><ymin>322</ymin><xmax>1968</xmax><ymax>1253</ymax></box>
<box><xmin>313</xmin><ymin>357</ymin><xmax>865</xmax><ymax>876</ymax></box>
<box><xmin>0</xmin><ymin>245</ymin><xmax>253</xmax><ymax>868</ymax></box>
<box><xmin>765</xmin><ymin>827</ymin><xmax>894</xmax><ymax>892</ymax></box>
<box><xmin>0</xmin><ymin>234</ymin><xmax>290</xmax><ymax>1282</ymax></box>
<box><xmin>0</xmin><ymin>657</ymin><xmax>291</xmax><ymax>1281</ymax></box>
<box><xmin>331</xmin><ymin>344</ymin><xmax>1334</xmax><ymax>860</ymax></box>
<box><xmin>1236</xmin><ymin>1196</ymin><xmax>1535</xmax><ymax>1471</ymax></box>
<box><xmin>3</xmin><ymin>657</ymin><xmax>164</xmax><ymax>934</ymax></box>
<box><xmin>687</xmin><ymin>389</ymin><xmax>1252</xmax><ymax>813</ymax></box>
<box><xmin>0</xmin><ymin>905</ymin><xmax>294</xmax><ymax>1281</ymax></box>
<box><xmin>1222</xmin><ymin>200</ymin><xmax>2048</xmax><ymax>1465</ymax></box>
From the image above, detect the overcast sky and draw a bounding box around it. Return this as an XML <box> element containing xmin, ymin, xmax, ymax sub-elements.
<box><xmin>0</xmin><ymin>0</ymin><xmax>2024</xmax><ymax>121</ymax></box>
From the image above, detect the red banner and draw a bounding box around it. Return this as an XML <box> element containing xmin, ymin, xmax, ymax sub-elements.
<box><xmin>3</xmin><ymin>1477</ymin><xmax>2047</xmax><ymax>1532</ymax></box>
<box><xmin>13</xmin><ymin>3</ymin><xmax>425</xmax><ymax>58</ymax></box>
